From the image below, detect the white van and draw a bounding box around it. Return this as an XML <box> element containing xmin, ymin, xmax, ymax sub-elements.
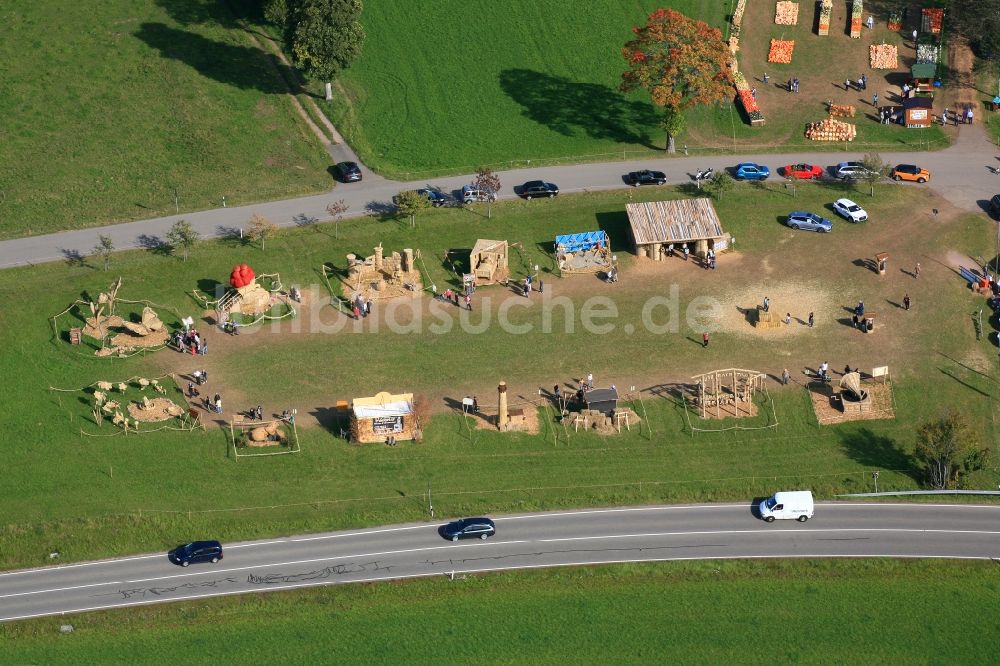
<box><xmin>759</xmin><ymin>490</ymin><xmax>814</xmax><ymax>522</ymax></box>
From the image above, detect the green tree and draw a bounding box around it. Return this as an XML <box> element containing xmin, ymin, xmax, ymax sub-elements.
<box><xmin>394</xmin><ymin>190</ymin><xmax>430</xmax><ymax>228</ymax></box>
<box><xmin>859</xmin><ymin>153</ymin><xmax>889</xmax><ymax>198</ymax></box>
<box><xmin>247</xmin><ymin>213</ymin><xmax>279</xmax><ymax>251</ymax></box>
<box><xmin>620</xmin><ymin>9</ymin><xmax>733</xmax><ymax>153</ymax></box>
<box><xmin>165</xmin><ymin>219</ymin><xmax>201</xmax><ymax>261</ymax></box>
<box><xmin>706</xmin><ymin>172</ymin><xmax>734</xmax><ymax>200</ymax></box>
<box><xmin>93</xmin><ymin>234</ymin><xmax>114</xmax><ymax>272</ymax></box>
<box><xmin>290</xmin><ymin>0</ymin><xmax>365</xmax><ymax>100</ymax></box>
<box><xmin>914</xmin><ymin>410</ymin><xmax>985</xmax><ymax>489</ymax></box>
<box><xmin>948</xmin><ymin>0</ymin><xmax>1000</xmax><ymax>63</ymax></box>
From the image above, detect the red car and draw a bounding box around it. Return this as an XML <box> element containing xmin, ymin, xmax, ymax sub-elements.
<box><xmin>781</xmin><ymin>163</ymin><xmax>823</xmax><ymax>180</ymax></box>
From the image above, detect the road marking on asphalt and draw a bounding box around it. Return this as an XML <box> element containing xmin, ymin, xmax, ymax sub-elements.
<box><xmin>1</xmin><ymin>553</ymin><xmax>994</xmax><ymax>623</ymax></box>
<box><xmin>3</xmin><ymin>528</ymin><xmax>997</xmax><ymax>601</ymax></box>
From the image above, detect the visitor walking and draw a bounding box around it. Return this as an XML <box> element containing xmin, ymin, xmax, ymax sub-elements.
<box><xmin>763</xmin><ymin>296</ymin><xmax>770</xmax><ymax>312</ymax></box>
<box><xmin>352</xmin><ymin>304</ymin><xmax>361</xmax><ymax>320</ymax></box>
<box><xmin>214</xmin><ymin>394</ymin><xmax>222</xmax><ymax>414</ymax></box>
<box><xmin>784</xmin><ymin>312</ymin><xmax>792</xmax><ymax>325</ymax></box>
<box><xmin>255</xmin><ymin>405</ymin><xmax>263</xmax><ymax>420</ymax></box>
<box><xmin>465</xmin><ymin>294</ymin><xmax>472</xmax><ymax>311</ymax></box>
<box><xmin>903</xmin><ymin>294</ymin><xmax>911</xmax><ymax>310</ymax></box>
<box><xmin>865</xmin><ymin>15</ymin><xmax>874</xmax><ymax>29</ymax></box>
<box><xmin>819</xmin><ymin>361</ymin><xmax>830</xmax><ymax>382</ymax></box>
<box><xmin>872</xmin><ymin>92</ymin><xmax>878</xmax><ymax>107</ymax></box>
<box><xmin>702</xmin><ymin>332</ymin><xmax>709</xmax><ymax>348</ymax></box>
<box><xmin>762</xmin><ymin>72</ymin><xmax>769</xmax><ymax>84</ymax></box>
<box><xmin>808</xmin><ymin>312</ymin><xmax>815</xmax><ymax>328</ymax></box>
<box><xmin>781</xmin><ymin>368</ymin><xmax>791</xmax><ymax>385</ymax></box>
<box><xmin>682</xmin><ymin>244</ymin><xmax>690</xmax><ymax>261</ymax></box>
<box><xmin>914</xmin><ymin>262</ymin><xmax>921</xmax><ymax>278</ymax></box>
<box><xmin>845</xmin><ymin>77</ymin><xmax>852</xmax><ymax>91</ymax></box>
<box><xmin>912</xmin><ymin>29</ymin><xmax>918</xmax><ymax>44</ymax></box>
<box><xmin>857</xmin><ymin>76</ymin><xmax>865</xmax><ymax>91</ymax></box>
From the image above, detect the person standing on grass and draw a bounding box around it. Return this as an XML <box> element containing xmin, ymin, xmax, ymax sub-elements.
<box><xmin>903</xmin><ymin>294</ymin><xmax>911</xmax><ymax>310</ymax></box>
<box><xmin>702</xmin><ymin>332</ymin><xmax>709</xmax><ymax>348</ymax></box>
<box><xmin>214</xmin><ymin>394</ymin><xmax>222</xmax><ymax>414</ymax></box>
<box><xmin>866</xmin><ymin>15</ymin><xmax>873</xmax><ymax>29</ymax></box>
<box><xmin>784</xmin><ymin>312</ymin><xmax>792</xmax><ymax>325</ymax></box>
<box><xmin>782</xmin><ymin>368</ymin><xmax>791</xmax><ymax>385</ymax></box>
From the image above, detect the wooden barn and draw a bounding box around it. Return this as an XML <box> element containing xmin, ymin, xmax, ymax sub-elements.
<box><xmin>350</xmin><ymin>391</ymin><xmax>415</xmax><ymax>443</ymax></box>
<box><xmin>625</xmin><ymin>198</ymin><xmax>729</xmax><ymax>261</ymax></box>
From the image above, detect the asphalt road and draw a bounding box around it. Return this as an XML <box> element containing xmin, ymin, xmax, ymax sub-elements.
<box><xmin>1</xmin><ymin>123</ymin><xmax>997</xmax><ymax>269</ymax></box>
<box><xmin>1</xmin><ymin>502</ymin><xmax>997</xmax><ymax>623</ymax></box>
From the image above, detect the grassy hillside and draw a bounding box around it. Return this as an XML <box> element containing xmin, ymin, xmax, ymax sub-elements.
<box><xmin>0</xmin><ymin>0</ymin><xmax>330</xmax><ymax>239</ymax></box>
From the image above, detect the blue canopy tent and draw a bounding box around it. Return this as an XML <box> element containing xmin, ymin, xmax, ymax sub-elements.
<box><xmin>554</xmin><ymin>231</ymin><xmax>612</xmax><ymax>274</ymax></box>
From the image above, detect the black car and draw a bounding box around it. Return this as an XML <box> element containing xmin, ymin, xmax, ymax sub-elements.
<box><xmin>627</xmin><ymin>169</ymin><xmax>667</xmax><ymax>186</ymax></box>
<box><xmin>519</xmin><ymin>180</ymin><xmax>559</xmax><ymax>199</ymax></box>
<box><xmin>990</xmin><ymin>194</ymin><xmax>1000</xmax><ymax>220</ymax></box>
<box><xmin>169</xmin><ymin>540</ymin><xmax>223</xmax><ymax>567</ymax></box>
<box><xmin>416</xmin><ymin>188</ymin><xmax>448</xmax><ymax>207</ymax></box>
<box><xmin>336</xmin><ymin>161</ymin><xmax>362</xmax><ymax>183</ymax></box>
<box><xmin>440</xmin><ymin>517</ymin><xmax>496</xmax><ymax>542</ymax></box>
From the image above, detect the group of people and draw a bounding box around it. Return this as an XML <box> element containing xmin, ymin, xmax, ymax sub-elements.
<box><xmin>351</xmin><ymin>293</ymin><xmax>372</xmax><ymax>320</ymax></box>
<box><xmin>222</xmin><ymin>320</ymin><xmax>240</xmax><ymax>335</ymax></box>
<box><xmin>245</xmin><ymin>405</ymin><xmax>264</xmax><ymax>421</ymax></box>
<box><xmin>786</xmin><ymin>78</ymin><xmax>800</xmax><ymax>93</ymax></box>
<box><xmin>878</xmin><ymin>107</ymin><xmax>900</xmax><ymax>125</ymax></box>
<box><xmin>846</xmin><ymin>74</ymin><xmax>868</xmax><ymax>91</ymax></box>
<box><xmin>203</xmin><ymin>393</ymin><xmax>222</xmax><ymax>414</ymax></box>
<box><xmin>665</xmin><ymin>243</ymin><xmax>690</xmax><ymax>261</ymax></box>
<box><xmin>438</xmin><ymin>286</ymin><xmax>474</xmax><ymax>311</ymax></box>
<box><xmin>522</xmin><ymin>274</ymin><xmax>535</xmax><ymax>297</ymax></box>
<box><xmin>174</xmin><ymin>329</ymin><xmax>207</xmax><ymax>355</ymax></box>
<box><xmin>942</xmin><ymin>106</ymin><xmax>974</xmax><ymax>126</ymax></box>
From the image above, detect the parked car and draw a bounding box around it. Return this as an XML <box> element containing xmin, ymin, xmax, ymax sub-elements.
<box><xmin>519</xmin><ymin>180</ymin><xmax>559</xmax><ymax>199</ymax></box>
<box><xmin>626</xmin><ymin>169</ymin><xmax>667</xmax><ymax>186</ymax></box>
<box><xmin>336</xmin><ymin>161</ymin><xmax>362</xmax><ymax>183</ymax></box>
<box><xmin>890</xmin><ymin>164</ymin><xmax>930</xmax><ymax>183</ymax></box>
<box><xmin>990</xmin><ymin>194</ymin><xmax>1000</xmax><ymax>219</ymax></box>
<box><xmin>834</xmin><ymin>161</ymin><xmax>875</xmax><ymax>180</ymax></box>
<box><xmin>786</xmin><ymin>211</ymin><xmax>833</xmax><ymax>232</ymax></box>
<box><xmin>462</xmin><ymin>184</ymin><xmax>496</xmax><ymax>204</ymax></box>
<box><xmin>416</xmin><ymin>188</ymin><xmax>448</xmax><ymax>207</ymax></box>
<box><xmin>781</xmin><ymin>163</ymin><xmax>823</xmax><ymax>180</ymax></box>
<box><xmin>734</xmin><ymin>162</ymin><xmax>770</xmax><ymax>181</ymax></box>
<box><xmin>832</xmin><ymin>198</ymin><xmax>868</xmax><ymax>222</ymax></box>
<box><xmin>169</xmin><ymin>540</ymin><xmax>223</xmax><ymax>567</ymax></box>
<box><xmin>440</xmin><ymin>517</ymin><xmax>496</xmax><ymax>542</ymax></box>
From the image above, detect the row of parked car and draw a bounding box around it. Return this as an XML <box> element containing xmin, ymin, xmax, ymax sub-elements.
<box><xmin>734</xmin><ymin>161</ymin><xmax>931</xmax><ymax>183</ymax></box>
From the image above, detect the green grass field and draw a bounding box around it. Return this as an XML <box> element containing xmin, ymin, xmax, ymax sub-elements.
<box><xmin>318</xmin><ymin>0</ymin><xmax>950</xmax><ymax>179</ymax></box>
<box><xmin>3</xmin><ymin>560</ymin><xmax>998</xmax><ymax>663</ymax></box>
<box><xmin>0</xmin><ymin>0</ymin><xmax>330</xmax><ymax>239</ymax></box>
<box><xmin>2</xmin><ymin>180</ymin><xmax>997</xmax><ymax>570</ymax></box>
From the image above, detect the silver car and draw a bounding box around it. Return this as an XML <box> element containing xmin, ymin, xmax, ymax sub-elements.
<box><xmin>786</xmin><ymin>211</ymin><xmax>833</xmax><ymax>232</ymax></box>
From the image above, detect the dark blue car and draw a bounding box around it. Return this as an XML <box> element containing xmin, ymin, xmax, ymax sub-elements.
<box><xmin>734</xmin><ymin>162</ymin><xmax>770</xmax><ymax>180</ymax></box>
<box><xmin>416</xmin><ymin>188</ymin><xmax>448</xmax><ymax>207</ymax></box>
<box><xmin>169</xmin><ymin>540</ymin><xmax>224</xmax><ymax>567</ymax></box>
<box><xmin>440</xmin><ymin>517</ymin><xmax>496</xmax><ymax>541</ymax></box>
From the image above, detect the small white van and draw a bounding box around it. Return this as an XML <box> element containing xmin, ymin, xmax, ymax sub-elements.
<box><xmin>759</xmin><ymin>490</ymin><xmax>814</xmax><ymax>522</ymax></box>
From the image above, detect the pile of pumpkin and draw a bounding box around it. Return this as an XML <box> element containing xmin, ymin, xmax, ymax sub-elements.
<box><xmin>805</xmin><ymin>117</ymin><xmax>857</xmax><ymax>141</ymax></box>
<box><xmin>870</xmin><ymin>44</ymin><xmax>898</xmax><ymax>69</ymax></box>
<box><xmin>828</xmin><ymin>104</ymin><xmax>856</xmax><ymax>118</ymax></box>
<box><xmin>768</xmin><ymin>39</ymin><xmax>795</xmax><ymax>63</ymax></box>
<box><xmin>850</xmin><ymin>0</ymin><xmax>864</xmax><ymax>37</ymax></box>
<box><xmin>774</xmin><ymin>1</ymin><xmax>798</xmax><ymax>25</ymax></box>
<box><xmin>733</xmin><ymin>72</ymin><xmax>764</xmax><ymax>122</ymax></box>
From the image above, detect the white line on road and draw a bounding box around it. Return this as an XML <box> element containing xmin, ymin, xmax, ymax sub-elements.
<box><xmin>3</xmin><ymin>527</ymin><xmax>996</xmax><ymax>601</ymax></box>
<box><xmin>0</xmin><ymin>553</ymin><xmax>993</xmax><ymax>623</ymax></box>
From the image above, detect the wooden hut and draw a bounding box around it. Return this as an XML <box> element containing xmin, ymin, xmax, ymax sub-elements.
<box><xmin>350</xmin><ymin>391</ymin><xmax>415</xmax><ymax>443</ymax></box>
<box><xmin>909</xmin><ymin>63</ymin><xmax>937</xmax><ymax>97</ymax></box>
<box><xmin>902</xmin><ymin>97</ymin><xmax>933</xmax><ymax>128</ymax></box>
<box><xmin>469</xmin><ymin>239</ymin><xmax>509</xmax><ymax>285</ymax></box>
<box><xmin>625</xmin><ymin>199</ymin><xmax>729</xmax><ymax>261</ymax></box>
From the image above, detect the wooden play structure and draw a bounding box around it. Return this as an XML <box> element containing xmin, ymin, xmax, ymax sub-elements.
<box><xmin>811</xmin><ymin>366</ymin><xmax>895</xmax><ymax>425</ymax></box>
<box><xmin>345</xmin><ymin>244</ymin><xmax>423</xmax><ymax>302</ymax></box>
<box><xmin>469</xmin><ymin>239</ymin><xmax>510</xmax><ymax>286</ymax></box>
<box><xmin>350</xmin><ymin>392</ymin><xmax>416</xmax><ymax>443</ymax></box>
<box><xmin>625</xmin><ymin>199</ymin><xmax>730</xmax><ymax>262</ymax></box>
<box><xmin>193</xmin><ymin>264</ymin><xmax>292</xmax><ymax>327</ymax></box>
<box><xmin>690</xmin><ymin>368</ymin><xmax>767</xmax><ymax>419</ymax></box>
<box><xmin>555</xmin><ymin>231</ymin><xmax>612</xmax><ymax>274</ymax></box>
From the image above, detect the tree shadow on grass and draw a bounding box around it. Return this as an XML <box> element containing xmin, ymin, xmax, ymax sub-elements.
<box><xmin>498</xmin><ymin>69</ymin><xmax>660</xmax><ymax>148</ymax></box>
<box><xmin>594</xmin><ymin>211</ymin><xmax>636</xmax><ymax>253</ymax></box>
<box><xmin>836</xmin><ymin>426</ymin><xmax>920</xmax><ymax>482</ymax></box>
<box><xmin>136</xmin><ymin>23</ymin><xmax>293</xmax><ymax>94</ymax></box>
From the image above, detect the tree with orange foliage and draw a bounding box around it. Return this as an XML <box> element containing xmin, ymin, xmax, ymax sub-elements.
<box><xmin>620</xmin><ymin>9</ymin><xmax>733</xmax><ymax>153</ymax></box>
